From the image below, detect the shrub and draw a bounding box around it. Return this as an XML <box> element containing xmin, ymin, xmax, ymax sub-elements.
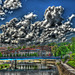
<box><xmin>34</xmin><ymin>65</ymin><xmax>38</xmax><ymax>69</ymax></box>
<box><xmin>57</xmin><ymin>63</ymin><xmax>60</xmax><ymax>65</ymax></box>
<box><xmin>67</xmin><ymin>60</ymin><xmax>75</xmax><ymax>68</ymax></box>
<box><xmin>22</xmin><ymin>54</ymin><xmax>25</xmax><ymax>57</ymax></box>
<box><xmin>13</xmin><ymin>54</ymin><xmax>15</xmax><ymax>57</ymax></box>
<box><xmin>64</xmin><ymin>55</ymin><xmax>69</xmax><ymax>61</ymax></box>
<box><xmin>18</xmin><ymin>54</ymin><xmax>21</xmax><ymax>57</ymax></box>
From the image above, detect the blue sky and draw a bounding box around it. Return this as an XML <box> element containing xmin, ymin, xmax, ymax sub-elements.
<box><xmin>0</xmin><ymin>0</ymin><xmax>75</xmax><ymax>27</ymax></box>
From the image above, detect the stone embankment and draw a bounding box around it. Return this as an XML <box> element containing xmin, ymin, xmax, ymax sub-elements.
<box><xmin>57</xmin><ymin>62</ymin><xmax>75</xmax><ymax>75</ymax></box>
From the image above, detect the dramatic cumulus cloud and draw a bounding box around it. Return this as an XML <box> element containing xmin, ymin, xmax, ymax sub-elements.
<box><xmin>3</xmin><ymin>0</ymin><xmax>22</xmax><ymax>10</ymax></box>
<box><xmin>0</xmin><ymin>5</ymin><xmax>5</xmax><ymax>16</ymax></box>
<box><xmin>0</xmin><ymin>6</ymin><xmax>75</xmax><ymax>45</ymax></box>
<box><xmin>0</xmin><ymin>0</ymin><xmax>22</xmax><ymax>20</ymax></box>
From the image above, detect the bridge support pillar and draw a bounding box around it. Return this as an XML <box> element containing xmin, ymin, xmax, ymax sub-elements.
<box><xmin>15</xmin><ymin>60</ymin><xmax>17</xmax><ymax>69</ymax></box>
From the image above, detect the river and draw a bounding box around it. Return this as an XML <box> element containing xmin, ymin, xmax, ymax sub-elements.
<box><xmin>0</xmin><ymin>70</ymin><xmax>59</xmax><ymax>75</ymax></box>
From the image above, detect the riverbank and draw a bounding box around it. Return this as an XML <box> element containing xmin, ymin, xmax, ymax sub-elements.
<box><xmin>57</xmin><ymin>62</ymin><xmax>75</xmax><ymax>75</ymax></box>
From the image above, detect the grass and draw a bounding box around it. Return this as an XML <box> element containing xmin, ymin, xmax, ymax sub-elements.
<box><xmin>0</xmin><ymin>64</ymin><xmax>10</xmax><ymax>70</ymax></box>
<box><xmin>62</xmin><ymin>59</ymin><xmax>65</xmax><ymax>63</ymax></box>
<box><xmin>57</xmin><ymin>62</ymin><xmax>60</xmax><ymax>65</ymax></box>
<box><xmin>67</xmin><ymin>60</ymin><xmax>75</xmax><ymax>68</ymax></box>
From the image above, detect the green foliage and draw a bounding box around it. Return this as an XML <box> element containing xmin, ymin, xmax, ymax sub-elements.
<box><xmin>10</xmin><ymin>53</ymin><xmax>12</xmax><ymax>57</ymax></box>
<box><xmin>25</xmin><ymin>54</ymin><xmax>27</xmax><ymax>57</ymax></box>
<box><xmin>52</xmin><ymin>45</ymin><xmax>70</xmax><ymax>57</ymax></box>
<box><xmin>71</xmin><ymin>37</ymin><xmax>75</xmax><ymax>52</ymax></box>
<box><xmin>22</xmin><ymin>45</ymin><xmax>26</xmax><ymax>49</ymax></box>
<box><xmin>10</xmin><ymin>48</ymin><xmax>13</xmax><ymax>50</ymax></box>
<box><xmin>64</xmin><ymin>55</ymin><xmax>69</xmax><ymax>60</ymax></box>
<box><xmin>51</xmin><ymin>45</ymin><xmax>58</xmax><ymax>57</ymax></box>
<box><xmin>16</xmin><ymin>46</ymin><xmax>21</xmax><ymax>49</ymax></box>
<box><xmin>7</xmin><ymin>47</ymin><xmax>10</xmax><ymax>50</ymax></box>
<box><xmin>67</xmin><ymin>60</ymin><xmax>75</xmax><ymax>68</ymax></box>
<box><xmin>37</xmin><ymin>45</ymin><xmax>40</xmax><ymax>47</ymax></box>
<box><xmin>0</xmin><ymin>64</ymin><xmax>9</xmax><ymax>70</ymax></box>
<box><xmin>0</xmin><ymin>52</ymin><xmax>2</xmax><ymax>57</ymax></box>
<box><xmin>22</xmin><ymin>54</ymin><xmax>25</xmax><ymax>57</ymax></box>
<box><xmin>57</xmin><ymin>42</ymin><xmax>69</xmax><ymax>46</ymax></box>
<box><xmin>57</xmin><ymin>62</ymin><xmax>60</xmax><ymax>65</ymax></box>
<box><xmin>13</xmin><ymin>54</ymin><xmax>15</xmax><ymax>57</ymax></box>
<box><xmin>23</xmin><ymin>53</ymin><xmax>38</xmax><ymax>57</ymax></box>
<box><xmin>4</xmin><ymin>55</ymin><xmax>6</xmax><ymax>57</ymax></box>
<box><xmin>33</xmin><ymin>53</ymin><xmax>38</xmax><ymax>56</ymax></box>
<box><xmin>70</xmin><ymin>53</ymin><xmax>75</xmax><ymax>59</ymax></box>
<box><xmin>67</xmin><ymin>44</ymin><xmax>72</xmax><ymax>51</ymax></box>
<box><xmin>18</xmin><ymin>54</ymin><xmax>21</xmax><ymax>57</ymax></box>
<box><xmin>30</xmin><ymin>45</ymin><xmax>36</xmax><ymax>48</ymax></box>
<box><xmin>62</xmin><ymin>59</ymin><xmax>65</xmax><ymax>63</ymax></box>
<box><xmin>33</xmin><ymin>65</ymin><xmax>38</xmax><ymax>69</ymax></box>
<box><xmin>32</xmin><ymin>45</ymin><xmax>36</xmax><ymax>48</ymax></box>
<box><xmin>48</xmin><ymin>42</ymin><xmax>56</xmax><ymax>46</ymax></box>
<box><xmin>57</xmin><ymin>46</ymin><xmax>69</xmax><ymax>56</ymax></box>
<box><xmin>7</xmin><ymin>54</ymin><xmax>9</xmax><ymax>57</ymax></box>
<box><xmin>39</xmin><ymin>59</ymin><xmax>41</xmax><ymax>61</ymax></box>
<box><xmin>16</xmin><ymin>54</ymin><xmax>18</xmax><ymax>57</ymax></box>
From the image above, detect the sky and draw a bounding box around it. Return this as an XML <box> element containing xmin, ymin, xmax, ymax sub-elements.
<box><xmin>0</xmin><ymin>0</ymin><xmax>75</xmax><ymax>27</ymax></box>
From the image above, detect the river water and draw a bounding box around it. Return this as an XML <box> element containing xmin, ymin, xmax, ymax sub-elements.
<box><xmin>0</xmin><ymin>70</ymin><xmax>58</xmax><ymax>75</ymax></box>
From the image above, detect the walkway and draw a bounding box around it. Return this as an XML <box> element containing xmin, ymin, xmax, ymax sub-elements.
<box><xmin>61</xmin><ymin>62</ymin><xmax>75</xmax><ymax>74</ymax></box>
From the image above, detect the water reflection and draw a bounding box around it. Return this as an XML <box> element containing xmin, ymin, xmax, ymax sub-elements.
<box><xmin>0</xmin><ymin>70</ymin><xmax>58</xmax><ymax>75</ymax></box>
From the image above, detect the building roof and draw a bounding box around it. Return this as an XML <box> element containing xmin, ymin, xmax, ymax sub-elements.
<box><xmin>1</xmin><ymin>46</ymin><xmax>52</xmax><ymax>54</ymax></box>
<box><xmin>17</xmin><ymin>48</ymin><xmax>40</xmax><ymax>51</ymax></box>
<box><xmin>0</xmin><ymin>47</ymin><xmax>7</xmax><ymax>50</ymax></box>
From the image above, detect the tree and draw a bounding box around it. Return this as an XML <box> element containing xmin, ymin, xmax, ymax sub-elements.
<box><xmin>70</xmin><ymin>53</ymin><xmax>75</xmax><ymax>59</ymax></box>
<box><xmin>71</xmin><ymin>37</ymin><xmax>75</xmax><ymax>52</ymax></box>
<box><xmin>13</xmin><ymin>54</ymin><xmax>15</xmax><ymax>57</ymax></box>
<box><xmin>37</xmin><ymin>45</ymin><xmax>40</xmax><ymax>47</ymax></box>
<box><xmin>16</xmin><ymin>54</ymin><xmax>18</xmax><ymax>57</ymax></box>
<box><xmin>30</xmin><ymin>45</ymin><xmax>36</xmax><ymax>48</ymax></box>
<box><xmin>10</xmin><ymin>48</ymin><xmax>13</xmax><ymax>51</ymax></box>
<box><xmin>48</xmin><ymin>42</ymin><xmax>56</xmax><ymax>46</ymax></box>
<box><xmin>52</xmin><ymin>45</ymin><xmax>58</xmax><ymax>57</ymax></box>
<box><xmin>22</xmin><ymin>54</ymin><xmax>25</xmax><ymax>57</ymax></box>
<box><xmin>0</xmin><ymin>52</ymin><xmax>2</xmax><ymax>57</ymax></box>
<box><xmin>7</xmin><ymin>47</ymin><xmax>10</xmax><ymax>50</ymax></box>
<box><xmin>18</xmin><ymin>54</ymin><xmax>21</xmax><ymax>57</ymax></box>
<box><xmin>57</xmin><ymin>45</ymin><xmax>69</xmax><ymax>56</ymax></box>
<box><xmin>57</xmin><ymin>42</ymin><xmax>69</xmax><ymax>46</ymax></box>
<box><xmin>32</xmin><ymin>45</ymin><xmax>36</xmax><ymax>48</ymax></box>
<box><xmin>67</xmin><ymin>44</ymin><xmax>71</xmax><ymax>51</ymax></box>
<box><xmin>24</xmin><ymin>54</ymin><xmax>26</xmax><ymax>57</ymax></box>
<box><xmin>4</xmin><ymin>55</ymin><xmax>6</xmax><ymax>57</ymax></box>
<box><xmin>10</xmin><ymin>53</ymin><xmax>12</xmax><ymax>57</ymax></box>
<box><xmin>22</xmin><ymin>45</ymin><xmax>26</xmax><ymax>49</ymax></box>
<box><xmin>17</xmin><ymin>46</ymin><xmax>21</xmax><ymax>49</ymax></box>
<box><xmin>7</xmin><ymin>54</ymin><xmax>9</xmax><ymax>57</ymax></box>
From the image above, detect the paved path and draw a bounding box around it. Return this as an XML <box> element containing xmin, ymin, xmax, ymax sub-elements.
<box><xmin>61</xmin><ymin>62</ymin><xmax>75</xmax><ymax>74</ymax></box>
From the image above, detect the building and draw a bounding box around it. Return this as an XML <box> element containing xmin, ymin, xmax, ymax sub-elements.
<box><xmin>1</xmin><ymin>46</ymin><xmax>52</xmax><ymax>57</ymax></box>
